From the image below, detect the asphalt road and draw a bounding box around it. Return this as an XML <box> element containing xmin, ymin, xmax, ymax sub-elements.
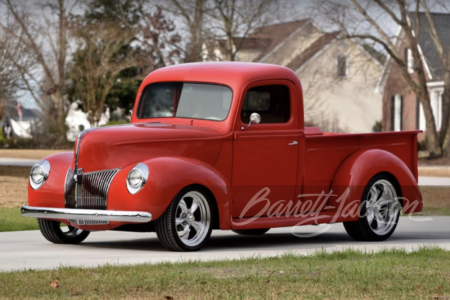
<box><xmin>1</xmin><ymin>216</ymin><xmax>449</xmax><ymax>272</ymax></box>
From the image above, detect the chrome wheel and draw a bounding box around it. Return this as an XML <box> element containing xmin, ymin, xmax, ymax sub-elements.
<box><xmin>175</xmin><ymin>191</ymin><xmax>211</xmax><ymax>247</ymax></box>
<box><xmin>365</xmin><ymin>179</ymin><xmax>400</xmax><ymax>236</ymax></box>
<box><xmin>344</xmin><ymin>175</ymin><xmax>401</xmax><ymax>241</ymax></box>
<box><xmin>155</xmin><ymin>187</ymin><xmax>214</xmax><ymax>251</ymax></box>
<box><xmin>63</xmin><ymin>226</ymin><xmax>85</xmax><ymax>237</ymax></box>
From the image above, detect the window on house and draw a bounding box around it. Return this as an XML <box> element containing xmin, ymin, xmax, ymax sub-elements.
<box><xmin>241</xmin><ymin>85</ymin><xmax>291</xmax><ymax>124</ymax></box>
<box><xmin>431</xmin><ymin>90</ymin><xmax>443</xmax><ymax>130</ymax></box>
<box><xmin>405</xmin><ymin>48</ymin><xmax>414</xmax><ymax>73</ymax></box>
<box><xmin>391</xmin><ymin>94</ymin><xmax>403</xmax><ymax>131</ymax></box>
<box><xmin>418</xmin><ymin>89</ymin><xmax>443</xmax><ymax>132</ymax></box>
<box><xmin>337</xmin><ymin>55</ymin><xmax>348</xmax><ymax>77</ymax></box>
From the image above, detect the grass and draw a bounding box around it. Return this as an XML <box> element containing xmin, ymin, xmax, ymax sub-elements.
<box><xmin>0</xmin><ymin>207</ymin><xmax>39</xmax><ymax>232</ymax></box>
<box><xmin>0</xmin><ymin>248</ymin><xmax>448</xmax><ymax>299</ymax></box>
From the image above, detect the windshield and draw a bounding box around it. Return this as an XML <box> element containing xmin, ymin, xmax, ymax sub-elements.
<box><xmin>137</xmin><ymin>82</ymin><xmax>233</xmax><ymax>121</ymax></box>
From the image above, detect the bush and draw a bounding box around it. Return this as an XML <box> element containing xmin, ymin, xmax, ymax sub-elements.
<box><xmin>372</xmin><ymin>120</ymin><xmax>382</xmax><ymax>132</ymax></box>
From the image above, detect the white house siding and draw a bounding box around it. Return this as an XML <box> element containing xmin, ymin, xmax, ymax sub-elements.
<box><xmin>296</xmin><ymin>40</ymin><xmax>382</xmax><ymax>133</ymax></box>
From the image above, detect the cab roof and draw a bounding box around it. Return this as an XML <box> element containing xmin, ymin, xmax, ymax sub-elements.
<box><xmin>141</xmin><ymin>62</ymin><xmax>301</xmax><ymax>90</ymax></box>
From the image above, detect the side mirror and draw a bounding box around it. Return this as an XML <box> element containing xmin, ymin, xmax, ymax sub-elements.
<box><xmin>248</xmin><ymin>113</ymin><xmax>261</xmax><ymax>126</ymax></box>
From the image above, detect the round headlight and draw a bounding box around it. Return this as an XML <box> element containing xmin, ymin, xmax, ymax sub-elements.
<box><xmin>29</xmin><ymin>160</ymin><xmax>50</xmax><ymax>190</ymax></box>
<box><xmin>126</xmin><ymin>163</ymin><xmax>149</xmax><ymax>194</ymax></box>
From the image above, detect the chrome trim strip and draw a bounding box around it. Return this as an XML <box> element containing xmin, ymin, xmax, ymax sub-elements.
<box><xmin>21</xmin><ymin>206</ymin><xmax>152</xmax><ymax>223</ymax></box>
<box><xmin>83</xmin><ymin>168</ymin><xmax>121</xmax><ymax>176</ymax></box>
<box><xmin>74</xmin><ymin>128</ymin><xmax>97</xmax><ymax>173</ymax></box>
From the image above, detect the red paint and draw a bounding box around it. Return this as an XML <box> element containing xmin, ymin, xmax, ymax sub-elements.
<box><xmin>28</xmin><ymin>62</ymin><xmax>422</xmax><ymax>231</ymax></box>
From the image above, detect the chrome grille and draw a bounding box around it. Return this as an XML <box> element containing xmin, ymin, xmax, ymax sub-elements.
<box><xmin>65</xmin><ymin>168</ymin><xmax>119</xmax><ymax>210</ymax></box>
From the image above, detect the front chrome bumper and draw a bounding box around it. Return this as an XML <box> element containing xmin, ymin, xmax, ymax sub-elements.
<box><xmin>21</xmin><ymin>206</ymin><xmax>152</xmax><ymax>223</ymax></box>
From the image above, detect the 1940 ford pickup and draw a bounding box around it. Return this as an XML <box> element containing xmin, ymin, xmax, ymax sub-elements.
<box><xmin>22</xmin><ymin>62</ymin><xmax>422</xmax><ymax>251</ymax></box>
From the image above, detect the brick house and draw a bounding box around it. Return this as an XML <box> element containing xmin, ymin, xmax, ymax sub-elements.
<box><xmin>378</xmin><ymin>12</ymin><xmax>450</xmax><ymax>139</ymax></box>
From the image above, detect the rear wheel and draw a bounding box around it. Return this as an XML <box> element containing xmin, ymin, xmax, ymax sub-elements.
<box><xmin>155</xmin><ymin>187</ymin><xmax>213</xmax><ymax>251</ymax></box>
<box><xmin>344</xmin><ymin>175</ymin><xmax>401</xmax><ymax>241</ymax></box>
<box><xmin>37</xmin><ymin>219</ymin><xmax>90</xmax><ymax>244</ymax></box>
<box><xmin>232</xmin><ymin>228</ymin><xmax>270</xmax><ymax>235</ymax></box>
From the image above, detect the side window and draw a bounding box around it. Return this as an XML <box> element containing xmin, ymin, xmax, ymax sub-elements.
<box><xmin>241</xmin><ymin>85</ymin><xmax>291</xmax><ymax>124</ymax></box>
<box><xmin>337</xmin><ymin>55</ymin><xmax>348</xmax><ymax>77</ymax></box>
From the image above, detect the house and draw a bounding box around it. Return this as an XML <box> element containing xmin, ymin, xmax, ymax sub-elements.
<box><xmin>203</xmin><ymin>20</ymin><xmax>384</xmax><ymax>132</ymax></box>
<box><xmin>1</xmin><ymin>100</ymin><xmax>111</xmax><ymax>141</ymax></box>
<box><xmin>1</xmin><ymin>101</ymin><xmax>39</xmax><ymax>139</ymax></box>
<box><xmin>378</xmin><ymin>12</ymin><xmax>450</xmax><ymax>139</ymax></box>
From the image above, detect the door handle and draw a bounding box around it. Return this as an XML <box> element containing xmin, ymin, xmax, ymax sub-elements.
<box><xmin>288</xmin><ymin>141</ymin><xmax>298</xmax><ymax>146</ymax></box>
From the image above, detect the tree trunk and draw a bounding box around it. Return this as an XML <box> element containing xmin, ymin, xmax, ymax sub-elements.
<box><xmin>441</xmin><ymin>70</ymin><xmax>450</xmax><ymax>154</ymax></box>
<box><xmin>184</xmin><ymin>0</ymin><xmax>205</xmax><ymax>62</ymax></box>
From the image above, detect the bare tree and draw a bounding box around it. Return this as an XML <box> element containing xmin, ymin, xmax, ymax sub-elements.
<box><xmin>140</xmin><ymin>6</ymin><xmax>182</xmax><ymax>70</ymax></box>
<box><xmin>314</xmin><ymin>0</ymin><xmax>450</xmax><ymax>157</ymax></box>
<box><xmin>69</xmin><ymin>22</ymin><xmax>138</xmax><ymax>126</ymax></box>
<box><xmin>0</xmin><ymin>0</ymin><xmax>78</xmax><ymax>142</ymax></box>
<box><xmin>164</xmin><ymin>0</ymin><xmax>208</xmax><ymax>62</ymax></box>
<box><xmin>0</xmin><ymin>19</ymin><xmax>24</xmax><ymax>118</ymax></box>
<box><xmin>207</xmin><ymin>0</ymin><xmax>276</xmax><ymax>61</ymax></box>
<box><xmin>68</xmin><ymin>5</ymin><xmax>181</xmax><ymax>126</ymax></box>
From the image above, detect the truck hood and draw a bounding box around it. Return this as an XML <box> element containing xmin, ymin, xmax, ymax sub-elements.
<box><xmin>75</xmin><ymin>123</ymin><xmax>224</xmax><ymax>172</ymax></box>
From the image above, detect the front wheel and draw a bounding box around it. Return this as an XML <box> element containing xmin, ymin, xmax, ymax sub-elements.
<box><xmin>37</xmin><ymin>219</ymin><xmax>90</xmax><ymax>244</ymax></box>
<box><xmin>155</xmin><ymin>187</ymin><xmax>213</xmax><ymax>251</ymax></box>
<box><xmin>344</xmin><ymin>175</ymin><xmax>401</xmax><ymax>241</ymax></box>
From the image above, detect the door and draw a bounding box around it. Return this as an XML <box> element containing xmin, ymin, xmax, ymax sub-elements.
<box><xmin>231</xmin><ymin>82</ymin><xmax>300</xmax><ymax>218</ymax></box>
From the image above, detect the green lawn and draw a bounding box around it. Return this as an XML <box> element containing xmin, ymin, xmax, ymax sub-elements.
<box><xmin>0</xmin><ymin>207</ymin><xmax>39</xmax><ymax>232</ymax></box>
<box><xmin>0</xmin><ymin>248</ymin><xmax>449</xmax><ymax>299</ymax></box>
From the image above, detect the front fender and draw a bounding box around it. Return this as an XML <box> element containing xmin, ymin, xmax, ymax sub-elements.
<box><xmin>107</xmin><ymin>156</ymin><xmax>232</xmax><ymax>229</ymax></box>
<box><xmin>329</xmin><ymin>149</ymin><xmax>422</xmax><ymax>218</ymax></box>
<box><xmin>28</xmin><ymin>152</ymin><xmax>73</xmax><ymax>209</ymax></box>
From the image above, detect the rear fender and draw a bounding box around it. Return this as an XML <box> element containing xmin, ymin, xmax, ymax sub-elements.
<box><xmin>329</xmin><ymin>149</ymin><xmax>422</xmax><ymax>219</ymax></box>
<box><xmin>107</xmin><ymin>156</ymin><xmax>232</xmax><ymax>229</ymax></box>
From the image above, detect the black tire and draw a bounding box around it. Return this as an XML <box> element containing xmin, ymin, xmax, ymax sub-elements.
<box><xmin>155</xmin><ymin>187</ymin><xmax>213</xmax><ymax>251</ymax></box>
<box><xmin>37</xmin><ymin>219</ymin><xmax>90</xmax><ymax>244</ymax></box>
<box><xmin>232</xmin><ymin>228</ymin><xmax>270</xmax><ymax>235</ymax></box>
<box><xmin>343</xmin><ymin>174</ymin><xmax>401</xmax><ymax>241</ymax></box>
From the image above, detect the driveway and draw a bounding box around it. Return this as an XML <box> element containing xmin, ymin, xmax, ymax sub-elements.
<box><xmin>1</xmin><ymin>216</ymin><xmax>449</xmax><ymax>272</ymax></box>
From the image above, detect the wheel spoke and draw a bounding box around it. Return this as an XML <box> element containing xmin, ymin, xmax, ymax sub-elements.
<box><xmin>179</xmin><ymin>225</ymin><xmax>190</xmax><ymax>240</ymax></box>
<box><xmin>367</xmin><ymin>210</ymin><xmax>374</xmax><ymax>225</ymax></box>
<box><xmin>377</xmin><ymin>198</ymin><xmax>390</xmax><ymax>207</ymax></box>
<box><xmin>369</xmin><ymin>186</ymin><xmax>379</xmax><ymax>202</ymax></box>
<box><xmin>380</xmin><ymin>183</ymin><xmax>390</xmax><ymax>201</ymax></box>
<box><xmin>190</xmin><ymin>199</ymin><xmax>199</xmax><ymax>214</ymax></box>
<box><xmin>175</xmin><ymin>218</ymin><xmax>184</xmax><ymax>226</ymax></box>
<box><xmin>191</xmin><ymin>221</ymin><xmax>203</xmax><ymax>233</ymax></box>
<box><xmin>374</xmin><ymin>211</ymin><xmax>385</xmax><ymax>230</ymax></box>
<box><xmin>179</xmin><ymin>200</ymin><xmax>188</xmax><ymax>213</ymax></box>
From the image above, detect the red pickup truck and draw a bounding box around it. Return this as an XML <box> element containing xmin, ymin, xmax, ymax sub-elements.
<box><xmin>22</xmin><ymin>62</ymin><xmax>422</xmax><ymax>251</ymax></box>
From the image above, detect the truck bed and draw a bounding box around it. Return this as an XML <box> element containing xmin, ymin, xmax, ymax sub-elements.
<box><xmin>303</xmin><ymin>127</ymin><xmax>419</xmax><ymax>192</ymax></box>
